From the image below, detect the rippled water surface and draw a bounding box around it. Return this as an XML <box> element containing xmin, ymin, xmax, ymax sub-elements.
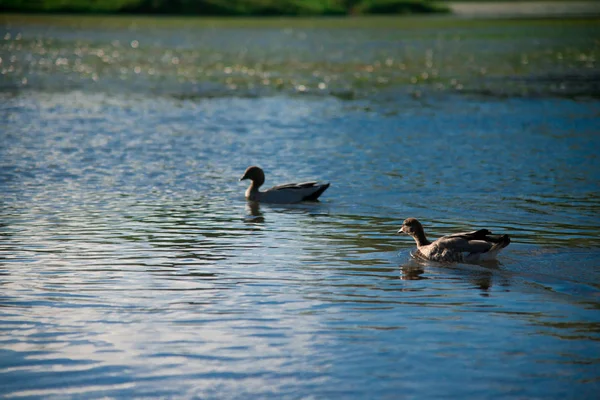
<box><xmin>1</xmin><ymin>14</ymin><xmax>600</xmax><ymax>399</ymax></box>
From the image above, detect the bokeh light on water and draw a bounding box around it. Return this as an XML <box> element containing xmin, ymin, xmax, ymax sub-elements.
<box><xmin>1</xmin><ymin>15</ymin><xmax>599</xmax><ymax>99</ymax></box>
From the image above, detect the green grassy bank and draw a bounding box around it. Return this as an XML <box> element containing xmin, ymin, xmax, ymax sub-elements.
<box><xmin>0</xmin><ymin>0</ymin><xmax>448</xmax><ymax>16</ymax></box>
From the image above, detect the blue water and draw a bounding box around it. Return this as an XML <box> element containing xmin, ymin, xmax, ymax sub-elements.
<box><xmin>1</xmin><ymin>15</ymin><xmax>600</xmax><ymax>399</ymax></box>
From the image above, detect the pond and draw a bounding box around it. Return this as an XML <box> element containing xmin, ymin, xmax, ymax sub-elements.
<box><xmin>1</xmin><ymin>14</ymin><xmax>599</xmax><ymax>399</ymax></box>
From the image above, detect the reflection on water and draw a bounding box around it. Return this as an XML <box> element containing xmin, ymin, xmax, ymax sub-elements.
<box><xmin>400</xmin><ymin>264</ymin><xmax>427</xmax><ymax>281</ymax></box>
<box><xmin>1</xmin><ymin>15</ymin><xmax>600</xmax><ymax>399</ymax></box>
<box><xmin>246</xmin><ymin>201</ymin><xmax>262</xmax><ymax>217</ymax></box>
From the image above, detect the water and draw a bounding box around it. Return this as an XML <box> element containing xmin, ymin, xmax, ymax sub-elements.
<box><xmin>1</xmin><ymin>14</ymin><xmax>600</xmax><ymax>399</ymax></box>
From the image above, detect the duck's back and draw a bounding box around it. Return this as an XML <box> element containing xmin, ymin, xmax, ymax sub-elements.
<box><xmin>260</xmin><ymin>182</ymin><xmax>330</xmax><ymax>203</ymax></box>
<box><xmin>423</xmin><ymin>231</ymin><xmax>510</xmax><ymax>262</ymax></box>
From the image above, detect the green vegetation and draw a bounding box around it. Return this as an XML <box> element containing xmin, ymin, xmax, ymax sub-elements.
<box><xmin>0</xmin><ymin>0</ymin><xmax>449</xmax><ymax>16</ymax></box>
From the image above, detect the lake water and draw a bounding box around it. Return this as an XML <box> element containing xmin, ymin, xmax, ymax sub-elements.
<box><xmin>1</xmin><ymin>14</ymin><xmax>599</xmax><ymax>399</ymax></box>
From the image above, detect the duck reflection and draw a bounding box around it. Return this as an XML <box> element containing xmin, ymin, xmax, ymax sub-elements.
<box><xmin>398</xmin><ymin>254</ymin><xmax>504</xmax><ymax>293</ymax></box>
<box><xmin>244</xmin><ymin>201</ymin><xmax>265</xmax><ymax>223</ymax></box>
<box><xmin>468</xmin><ymin>259</ymin><xmax>503</xmax><ymax>292</ymax></box>
<box><xmin>400</xmin><ymin>265</ymin><xmax>426</xmax><ymax>280</ymax></box>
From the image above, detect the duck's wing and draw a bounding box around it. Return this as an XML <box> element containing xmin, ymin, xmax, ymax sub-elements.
<box><xmin>436</xmin><ymin>232</ymin><xmax>510</xmax><ymax>255</ymax></box>
<box><xmin>436</xmin><ymin>236</ymin><xmax>495</xmax><ymax>254</ymax></box>
<box><xmin>262</xmin><ymin>182</ymin><xmax>330</xmax><ymax>203</ymax></box>
<box><xmin>268</xmin><ymin>181</ymin><xmax>321</xmax><ymax>191</ymax></box>
<box><xmin>443</xmin><ymin>229</ymin><xmax>492</xmax><ymax>241</ymax></box>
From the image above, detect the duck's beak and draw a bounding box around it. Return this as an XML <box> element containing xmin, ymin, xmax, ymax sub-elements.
<box><xmin>397</xmin><ymin>226</ymin><xmax>406</xmax><ymax>234</ymax></box>
<box><xmin>239</xmin><ymin>174</ymin><xmax>247</xmax><ymax>181</ymax></box>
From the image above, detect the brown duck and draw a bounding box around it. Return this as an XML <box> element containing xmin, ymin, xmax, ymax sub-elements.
<box><xmin>398</xmin><ymin>218</ymin><xmax>510</xmax><ymax>263</ymax></box>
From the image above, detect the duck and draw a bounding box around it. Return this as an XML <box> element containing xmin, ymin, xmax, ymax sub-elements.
<box><xmin>397</xmin><ymin>218</ymin><xmax>510</xmax><ymax>263</ymax></box>
<box><xmin>240</xmin><ymin>166</ymin><xmax>330</xmax><ymax>204</ymax></box>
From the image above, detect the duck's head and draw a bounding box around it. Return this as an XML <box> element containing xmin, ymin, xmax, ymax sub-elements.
<box><xmin>240</xmin><ymin>166</ymin><xmax>265</xmax><ymax>186</ymax></box>
<box><xmin>397</xmin><ymin>218</ymin><xmax>424</xmax><ymax>237</ymax></box>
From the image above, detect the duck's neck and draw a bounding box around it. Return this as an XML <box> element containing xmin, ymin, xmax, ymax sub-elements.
<box><xmin>248</xmin><ymin>180</ymin><xmax>262</xmax><ymax>192</ymax></box>
<box><xmin>413</xmin><ymin>231</ymin><xmax>431</xmax><ymax>247</ymax></box>
<box><xmin>246</xmin><ymin>181</ymin><xmax>261</xmax><ymax>200</ymax></box>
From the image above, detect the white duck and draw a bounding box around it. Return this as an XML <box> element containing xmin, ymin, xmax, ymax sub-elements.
<box><xmin>240</xmin><ymin>166</ymin><xmax>330</xmax><ymax>204</ymax></box>
<box><xmin>398</xmin><ymin>218</ymin><xmax>510</xmax><ymax>263</ymax></box>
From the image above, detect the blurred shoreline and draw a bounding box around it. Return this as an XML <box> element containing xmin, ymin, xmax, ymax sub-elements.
<box><xmin>2</xmin><ymin>1</ymin><xmax>600</xmax><ymax>18</ymax></box>
<box><xmin>448</xmin><ymin>1</ymin><xmax>600</xmax><ymax>18</ymax></box>
<box><xmin>0</xmin><ymin>0</ymin><xmax>448</xmax><ymax>16</ymax></box>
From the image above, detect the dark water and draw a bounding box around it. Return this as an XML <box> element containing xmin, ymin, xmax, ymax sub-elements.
<box><xmin>1</xmin><ymin>14</ymin><xmax>600</xmax><ymax>399</ymax></box>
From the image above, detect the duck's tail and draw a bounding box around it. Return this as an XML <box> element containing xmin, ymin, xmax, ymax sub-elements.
<box><xmin>465</xmin><ymin>234</ymin><xmax>510</xmax><ymax>263</ymax></box>
<box><xmin>485</xmin><ymin>234</ymin><xmax>511</xmax><ymax>257</ymax></box>
<box><xmin>489</xmin><ymin>234</ymin><xmax>510</xmax><ymax>250</ymax></box>
<box><xmin>303</xmin><ymin>183</ymin><xmax>330</xmax><ymax>201</ymax></box>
